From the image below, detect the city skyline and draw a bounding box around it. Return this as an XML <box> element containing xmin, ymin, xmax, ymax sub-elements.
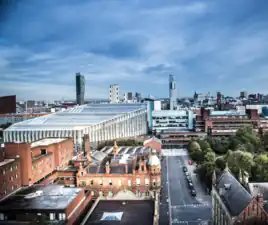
<box><xmin>0</xmin><ymin>0</ymin><xmax>268</xmax><ymax>100</ymax></box>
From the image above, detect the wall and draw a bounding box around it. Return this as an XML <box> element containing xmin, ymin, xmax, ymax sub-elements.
<box><xmin>0</xmin><ymin>159</ymin><xmax>21</xmax><ymax>200</ymax></box>
<box><xmin>4</xmin><ymin>143</ymin><xmax>32</xmax><ymax>186</ymax></box>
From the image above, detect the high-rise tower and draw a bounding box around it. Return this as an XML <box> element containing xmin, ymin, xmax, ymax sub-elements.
<box><xmin>169</xmin><ymin>74</ymin><xmax>177</xmax><ymax>110</ymax></box>
<box><xmin>76</xmin><ymin>73</ymin><xmax>85</xmax><ymax>105</ymax></box>
<box><xmin>109</xmin><ymin>84</ymin><xmax>119</xmax><ymax>103</ymax></box>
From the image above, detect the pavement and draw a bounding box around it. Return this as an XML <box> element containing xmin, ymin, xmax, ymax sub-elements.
<box><xmin>159</xmin><ymin>149</ymin><xmax>212</xmax><ymax>225</ymax></box>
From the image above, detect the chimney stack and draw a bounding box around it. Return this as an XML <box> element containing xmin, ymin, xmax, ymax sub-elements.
<box><xmin>125</xmin><ymin>164</ymin><xmax>128</xmax><ymax>174</ymax></box>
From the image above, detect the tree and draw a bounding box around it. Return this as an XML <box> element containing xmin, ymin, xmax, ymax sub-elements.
<box><xmin>252</xmin><ymin>154</ymin><xmax>268</xmax><ymax>181</ymax></box>
<box><xmin>263</xmin><ymin>132</ymin><xmax>268</xmax><ymax>150</ymax></box>
<box><xmin>197</xmin><ymin>139</ymin><xmax>211</xmax><ymax>151</ymax></box>
<box><xmin>215</xmin><ymin>157</ymin><xmax>226</xmax><ymax>171</ymax></box>
<box><xmin>190</xmin><ymin>151</ymin><xmax>204</xmax><ymax>163</ymax></box>
<box><xmin>204</xmin><ymin>152</ymin><xmax>216</xmax><ymax>163</ymax></box>
<box><xmin>188</xmin><ymin>141</ymin><xmax>201</xmax><ymax>152</ymax></box>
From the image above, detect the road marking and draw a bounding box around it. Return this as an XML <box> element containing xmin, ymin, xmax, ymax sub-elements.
<box><xmin>172</xmin><ymin>220</ymin><xmax>188</xmax><ymax>224</ymax></box>
<box><xmin>166</xmin><ymin>156</ymin><xmax>172</xmax><ymax>225</ymax></box>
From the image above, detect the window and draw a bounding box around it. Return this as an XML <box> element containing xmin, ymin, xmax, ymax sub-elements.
<box><xmin>58</xmin><ymin>213</ymin><xmax>66</xmax><ymax>220</ymax></box>
<box><xmin>145</xmin><ymin>178</ymin><xmax>150</xmax><ymax>186</ymax></box>
<box><xmin>108</xmin><ymin>191</ymin><xmax>113</xmax><ymax>197</ymax></box>
<box><xmin>41</xmin><ymin>149</ymin><xmax>47</xmax><ymax>155</ymax></box>
<box><xmin>11</xmin><ymin>185</ymin><xmax>14</xmax><ymax>190</ymax></box>
<box><xmin>118</xmin><ymin>180</ymin><xmax>122</xmax><ymax>186</ymax></box>
<box><xmin>99</xmin><ymin>180</ymin><xmax>103</xmax><ymax>186</ymax></box>
<box><xmin>15</xmin><ymin>174</ymin><xmax>18</xmax><ymax>179</ymax></box>
<box><xmin>2</xmin><ymin>180</ymin><xmax>6</xmax><ymax>185</ymax></box>
<box><xmin>81</xmin><ymin>181</ymin><xmax>86</xmax><ymax>187</ymax></box>
<box><xmin>10</xmin><ymin>176</ymin><xmax>13</xmax><ymax>181</ymax></box>
<box><xmin>153</xmin><ymin>179</ymin><xmax>156</xmax><ymax>186</ymax></box>
<box><xmin>128</xmin><ymin>180</ymin><xmax>131</xmax><ymax>186</ymax></box>
<box><xmin>109</xmin><ymin>180</ymin><xmax>112</xmax><ymax>186</ymax></box>
<box><xmin>90</xmin><ymin>180</ymin><xmax>94</xmax><ymax>185</ymax></box>
<box><xmin>91</xmin><ymin>191</ymin><xmax>95</xmax><ymax>196</ymax></box>
<box><xmin>49</xmin><ymin>213</ymin><xmax>55</xmax><ymax>221</ymax></box>
<box><xmin>136</xmin><ymin>178</ymin><xmax>140</xmax><ymax>186</ymax></box>
<box><xmin>0</xmin><ymin>213</ymin><xmax>4</xmax><ymax>220</ymax></box>
<box><xmin>99</xmin><ymin>191</ymin><xmax>103</xmax><ymax>196</ymax></box>
<box><xmin>2</xmin><ymin>170</ymin><xmax>5</xmax><ymax>175</ymax></box>
<box><xmin>10</xmin><ymin>166</ymin><xmax>13</xmax><ymax>172</ymax></box>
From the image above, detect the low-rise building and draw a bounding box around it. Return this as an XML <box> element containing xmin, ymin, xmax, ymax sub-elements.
<box><xmin>0</xmin><ymin>184</ymin><xmax>92</xmax><ymax>225</ymax></box>
<box><xmin>0</xmin><ymin>113</ymin><xmax>48</xmax><ymax>125</ymax></box>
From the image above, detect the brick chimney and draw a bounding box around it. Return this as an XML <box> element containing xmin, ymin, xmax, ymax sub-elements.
<box><xmin>105</xmin><ymin>161</ymin><xmax>110</xmax><ymax>174</ymax></box>
<box><xmin>143</xmin><ymin>160</ymin><xmax>147</xmax><ymax>173</ymax></box>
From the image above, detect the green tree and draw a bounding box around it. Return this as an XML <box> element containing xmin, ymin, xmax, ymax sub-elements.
<box><xmin>215</xmin><ymin>157</ymin><xmax>226</xmax><ymax>171</ymax></box>
<box><xmin>252</xmin><ymin>154</ymin><xmax>268</xmax><ymax>181</ymax></box>
<box><xmin>198</xmin><ymin>139</ymin><xmax>211</xmax><ymax>151</ymax></box>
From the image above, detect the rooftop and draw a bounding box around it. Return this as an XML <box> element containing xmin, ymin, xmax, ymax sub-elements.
<box><xmin>0</xmin><ymin>184</ymin><xmax>83</xmax><ymax>212</ymax></box>
<box><xmin>31</xmin><ymin>138</ymin><xmax>68</xmax><ymax>148</ymax></box>
<box><xmin>83</xmin><ymin>200</ymin><xmax>154</xmax><ymax>225</ymax></box>
<box><xmin>214</xmin><ymin>170</ymin><xmax>252</xmax><ymax>216</ymax></box>
<box><xmin>0</xmin><ymin>158</ymin><xmax>16</xmax><ymax>167</ymax></box>
<box><xmin>5</xmin><ymin>104</ymin><xmax>147</xmax><ymax>131</ymax></box>
<box><xmin>210</xmin><ymin>110</ymin><xmax>246</xmax><ymax>116</ymax></box>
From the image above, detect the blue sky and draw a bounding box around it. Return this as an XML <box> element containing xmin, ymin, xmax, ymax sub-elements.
<box><xmin>1</xmin><ymin>0</ymin><xmax>268</xmax><ymax>100</ymax></box>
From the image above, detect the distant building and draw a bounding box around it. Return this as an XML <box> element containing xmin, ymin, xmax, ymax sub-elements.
<box><xmin>109</xmin><ymin>84</ymin><xmax>119</xmax><ymax>103</ymax></box>
<box><xmin>240</xmin><ymin>91</ymin><xmax>248</xmax><ymax>99</ymax></box>
<box><xmin>0</xmin><ymin>95</ymin><xmax>16</xmax><ymax>114</ymax></box>
<box><xmin>169</xmin><ymin>75</ymin><xmax>177</xmax><ymax>110</ymax></box>
<box><xmin>153</xmin><ymin>101</ymin><xmax>161</xmax><ymax>111</ymax></box>
<box><xmin>124</xmin><ymin>92</ymin><xmax>133</xmax><ymax>103</ymax></box>
<box><xmin>76</xmin><ymin>73</ymin><xmax>85</xmax><ymax>105</ymax></box>
<box><xmin>0</xmin><ymin>113</ymin><xmax>48</xmax><ymax>125</ymax></box>
<box><xmin>152</xmin><ymin>110</ymin><xmax>194</xmax><ymax>134</ymax></box>
<box><xmin>135</xmin><ymin>92</ymin><xmax>142</xmax><ymax>103</ymax></box>
<box><xmin>0</xmin><ymin>184</ymin><xmax>92</xmax><ymax>225</ymax></box>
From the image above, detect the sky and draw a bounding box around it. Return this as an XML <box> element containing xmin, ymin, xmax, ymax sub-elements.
<box><xmin>0</xmin><ymin>0</ymin><xmax>268</xmax><ymax>100</ymax></box>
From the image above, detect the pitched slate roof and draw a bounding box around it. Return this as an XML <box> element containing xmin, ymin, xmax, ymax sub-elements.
<box><xmin>215</xmin><ymin>170</ymin><xmax>253</xmax><ymax>216</ymax></box>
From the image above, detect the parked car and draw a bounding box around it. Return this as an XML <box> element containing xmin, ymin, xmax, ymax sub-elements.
<box><xmin>188</xmin><ymin>160</ymin><xmax>193</xmax><ymax>165</ymax></box>
<box><xmin>191</xmin><ymin>190</ymin><xmax>196</xmax><ymax>197</ymax></box>
<box><xmin>188</xmin><ymin>182</ymin><xmax>194</xmax><ymax>189</ymax></box>
<box><xmin>183</xmin><ymin>166</ymin><xmax>187</xmax><ymax>172</ymax></box>
<box><xmin>185</xmin><ymin>171</ymin><xmax>189</xmax><ymax>176</ymax></box>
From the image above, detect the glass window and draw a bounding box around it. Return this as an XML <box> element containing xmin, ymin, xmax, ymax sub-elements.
<box><xmin>99</xmin><ymin>180</ymin><xmax>103</xmax><ymax>185</ymax></box>
<box><xmin>118</xmin><ymin>180</ymin><xmax>122</xmax><ymax>186</ymax></box>
<box><xmin>136</xmin><ymin>178</ymin><xmax>140</xmax><ymax>186</ymax></box>
<box><xmin>128</xmin><ymin>180</ymin><xmax>131</xmax><ymax>186</ymax></box>
<box><xmin>145</xmin><ymin>178</ymin><xmax>150</xmax><ymax>186</ymax></box>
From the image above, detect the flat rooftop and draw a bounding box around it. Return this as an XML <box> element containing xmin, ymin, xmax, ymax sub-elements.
<box><xmin>84</xmin><ymin>200</ymin><xmax>154</xmax><ymax>225</ymax></box>
<box><xmin>0</xmin><ymin>184</ymin><xmax>82</xmax><ymax>212</ymax></box>
<box><xmin>31</xmin><ymin>138</ymin><xmax>68</xmax><ymax>148</ymax></box>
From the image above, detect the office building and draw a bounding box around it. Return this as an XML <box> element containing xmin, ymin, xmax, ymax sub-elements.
<box><xmin>240</xmin><ymin>91</ymin><xmax>248</xmax><ymax>99</ymax></box>
<box><xmin>109</xmin><ymin>84</ymin><xmax>119</xmax><ymax>103</ymax></box>
<box><xmin>76</xmin><ymin>73</ymin><xmax>85</xmax><ymax>105</ymax></box>
<box><xmin>135</xmin><ymin>92</ymin><xmax>142</xmax><ymax>103</ymax></box>
<box><xmin>4</xmin><ymin>104</ymin><xmax>148</xmax><ymax>150</ymax></box>
<box><xmin>152</xmin><ymin>110</ymin><xmax>194</xmax><ymax>134</ymax></box>
<box><xmin>169</xmin><ymin>75</ymin><xmax>177</xmax><ymax>110</ymax></box>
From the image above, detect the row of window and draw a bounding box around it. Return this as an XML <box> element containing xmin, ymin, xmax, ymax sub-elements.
<box><xmin>93</xmin><ymin>190</ymin><xmax>150</xmax><ymax>197</ymax></box>
<box><xmin>1</xmin><ymin>164</ymin><xmax>18</xmax><ymax>175</ymax></box>
<box><xmin>81</xmin><ymin>178</ymin><xmax>157</xmax><ymax>187</ymax></box>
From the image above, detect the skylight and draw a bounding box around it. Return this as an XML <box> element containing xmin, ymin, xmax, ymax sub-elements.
<box><xmin>101</xmin><ymin>212</ymin><xmax>123</xmax><ymax>221</ymax></box>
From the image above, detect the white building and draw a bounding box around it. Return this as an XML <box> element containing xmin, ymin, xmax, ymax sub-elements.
<box><xmin>4</xmin><ymin>104</ymin><xmax>148</xmax><ymax>151</ymax></box>
<box><xmin>152</xmin><ymin>110</ymin><xmax>194</xmax><ymax>133</ymax></box>
<box><xmin>123</xmin><ymin>92</ymin><xmax>133</xmax><ymax>103</ymax></box>
<box><xmin>109</xmin><ymin>84</ymin><xmax>119</xmax><ymax>103</ymax></box>
<box><xmin>153</xmin><ymin>101</ymin><xmax>161</xmax><ymax>111</ymax></box>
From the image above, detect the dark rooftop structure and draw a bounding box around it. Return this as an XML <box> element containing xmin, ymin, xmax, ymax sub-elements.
<box><xmin>215</xmin><ymin>170</ymin><xmax>253</xmax><ymax>216</ymax></box>
<box><xmin>0</xmin><ymin>184</ymin><xmax>82</xmax><ymax>212</ymax></box>
<box><xmin>83</xmin><ymin>200</ymin><xmax>154</xmax><ymax>225</ymax></box>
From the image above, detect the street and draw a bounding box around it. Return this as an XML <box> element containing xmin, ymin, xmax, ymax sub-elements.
<box><xmin>159</xmin><ymin>149</ymin><xmax>212</xmax><ymax>225</ymax></box>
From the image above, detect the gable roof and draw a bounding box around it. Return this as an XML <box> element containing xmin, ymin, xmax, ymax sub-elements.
<box><xmin>143</xmin><ymin>136</ymin><xmax>161</xmax><ymax>145</ymax></box>
<box><xmin>215</xmin><ymin>170</ymin><xmax>253</xmax><ymax>216</ymax></box>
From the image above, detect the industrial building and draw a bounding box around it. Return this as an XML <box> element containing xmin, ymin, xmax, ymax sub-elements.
<box><xmin>4</xmin><ymin>104</ymin><xmax>148</xmax><ymax>150</ymax></box>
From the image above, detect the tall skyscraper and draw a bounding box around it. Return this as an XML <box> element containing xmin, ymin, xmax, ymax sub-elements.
<box><xmin>169</xmin><ymin>74</ymin><xmax>177</xmax><ymax>110</ymax></box>
<box><xmin>109</xmin><ymin>84</ymin><xmax>119</xmax><ymax>103</ymax></box>
<box><xmin>76</xmin><ymin>73</ymin><xmax>85</xmax><ymax>105</ymax></box>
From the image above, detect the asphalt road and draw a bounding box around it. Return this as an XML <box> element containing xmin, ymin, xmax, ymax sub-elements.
<box><xmin>160</xmin><ymin>150</ymin><xmax>212</xmax><ymax>225</ymax></box>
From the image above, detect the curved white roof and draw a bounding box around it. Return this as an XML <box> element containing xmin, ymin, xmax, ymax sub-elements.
<box><xmin>5</xmin><ymin>104</ymin><xmax>147</xmax><ymax>131</ymax></box>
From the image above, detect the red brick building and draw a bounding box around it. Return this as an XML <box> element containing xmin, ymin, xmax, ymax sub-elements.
<box><xmin>0</xmin><ymin>143</ymin><xmax>21</xmax><ymax>200</ymax></box>
<box><xmin>0</xmin><ymin>95</ymin><xmax>16</xmax><ymax>114</ymax></box>
<box><xmin>3</xmin><ymin>138</ymin><xmax>74</xmax><ymax>187</ymax></box>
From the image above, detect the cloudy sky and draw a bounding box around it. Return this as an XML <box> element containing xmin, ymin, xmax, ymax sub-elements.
<box><xmin>0</xmin><ymin>0</ymin><xmax>268</xmax><ymax>100</ymax></box>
